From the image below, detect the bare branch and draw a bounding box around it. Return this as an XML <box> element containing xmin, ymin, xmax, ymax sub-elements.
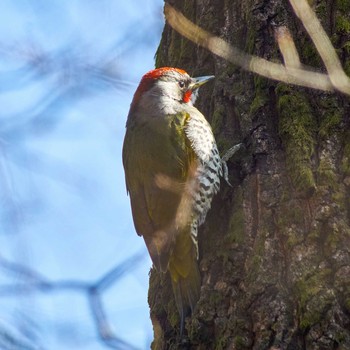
<box><xmin>88</xmin><ymin>291</ymin><xmax>139</xmax><ymax>350</ymax></box>
<box><xmin>94</xmin><ymin>251</ymin><xmax>146</xmax><ymax>292</ymax></box>
<box><xmin>289</xmin><ymin>0</ymin><xmax>350</xmax><ymax>94</ymax></box>
<box><xmin>274</xmin><ymin>26</ymin><xmax>301</xmax><ymax>69</ymax></box>
<box><xmin>0</xmin><ymin>254</ymin><xmax>49</xmax><ymax>284</ymax></box>
<box><xmin>0</xmin><ymin>252</ymin><xmax>145</xmax><ymax>349</ymax></box>
<box><xmin>164</xmin><ymin>3</ymin><xmax>350</xmax><ymax>95</ymax></box>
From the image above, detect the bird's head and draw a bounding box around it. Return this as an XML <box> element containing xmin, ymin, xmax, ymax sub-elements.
<box><xmin>129</xmin><ymin>67</ymin><xmax>214</xmax><ymax>115</ymax></box>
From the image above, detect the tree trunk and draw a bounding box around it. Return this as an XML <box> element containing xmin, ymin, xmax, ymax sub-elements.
<box><xmin>148</xmin><ymin>0</ymin><xmax>350</xmax><ymax>349</ymax></box>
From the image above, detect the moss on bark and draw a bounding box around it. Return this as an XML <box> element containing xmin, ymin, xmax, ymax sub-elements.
<box><xmin>149</xmin><ymin>0</ymin><xmax>350</xmax><ymax>349</ymax></box>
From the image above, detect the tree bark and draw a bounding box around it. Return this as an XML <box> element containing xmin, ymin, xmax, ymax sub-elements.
<box><xmin>149</xmin><ymin>0</ymin><xmax>350</xmax><ymax>349</ymax></box>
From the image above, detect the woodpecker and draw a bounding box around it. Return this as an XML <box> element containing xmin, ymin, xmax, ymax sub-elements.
<box><xmin>122</xmin><ymin>67</ymin><xmax>222</xmax><ymax>329</ymax></box>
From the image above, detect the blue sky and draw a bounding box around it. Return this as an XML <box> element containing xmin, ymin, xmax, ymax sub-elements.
<box><xmin>0</xmin><ymin>1</ymin><xmax>164</xmax><ymax>349</ymax></box>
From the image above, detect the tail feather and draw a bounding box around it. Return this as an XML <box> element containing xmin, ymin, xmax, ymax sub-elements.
<box><xmin>168</xmin><ymin>229</ymin><xmax>200</xmax><ymax>334</ymax></box>
<box><xmin>170</xmin><ymin>263</ymin><xmax>200</xmax><ymax>335</ymax></box>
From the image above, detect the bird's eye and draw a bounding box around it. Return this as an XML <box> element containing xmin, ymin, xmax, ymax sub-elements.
<box><xmin>178</xmin><ymin>81</ymin><xmax>185</xmax><ymax>89</ymax></box>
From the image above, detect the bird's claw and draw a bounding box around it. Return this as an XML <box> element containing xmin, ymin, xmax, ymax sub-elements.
<box><xmin>221</xmin><ymin>143</ymin><xmax>242</xmax><ymax>186</ymax></box>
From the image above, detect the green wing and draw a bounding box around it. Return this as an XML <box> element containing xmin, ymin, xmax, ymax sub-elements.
<box><xmin>122</xmin><ymin>111</ymin><xmax>196</xmax><ymax>272</ymax></box>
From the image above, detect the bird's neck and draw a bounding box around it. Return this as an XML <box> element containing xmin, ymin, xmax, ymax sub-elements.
<box><xmin>133</xmin><ymin>92</ymin><xmax>192</xmax><ymax>117</ymax></box>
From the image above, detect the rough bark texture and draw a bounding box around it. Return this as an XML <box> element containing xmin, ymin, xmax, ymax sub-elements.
<box><xmin>148</xmin><ymin>0</ymin><xmax>350</xmax><ymax>349</ymax></box>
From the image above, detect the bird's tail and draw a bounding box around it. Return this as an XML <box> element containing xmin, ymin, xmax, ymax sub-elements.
<box><xmin>168</xmin><ymin>228</ymin><xmax>200</xmax><ymax>334</ymax></box>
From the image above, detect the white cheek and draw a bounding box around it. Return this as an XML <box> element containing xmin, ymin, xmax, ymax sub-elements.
<box><xmin>137</xmin><ymin>81</ymin><xmax>184</xmax><ymax>115</ymax></box>
<box><xmin>154</xmin><ymin>80</ymin><xmax>181</xmax><ymax>101</ymax></box>
<box><xmin>190</xmin><ymin>89</ymin><xmax>199</xmax><ymax>104</ymax></box>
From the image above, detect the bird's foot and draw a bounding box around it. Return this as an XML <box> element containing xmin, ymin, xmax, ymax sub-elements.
<box><xmin>221</xmin><ymin>143</ymin><xmax>242</xmax><ymax>186</ymax></box>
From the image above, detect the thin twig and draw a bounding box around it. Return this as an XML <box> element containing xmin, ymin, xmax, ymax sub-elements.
<box><xmin>289</xmin><ymin>0</ymin><xmax>350</xmax><ymax>94</ymax></box>
<box><xmin>88</xmin><ymin>290</ymin><xmax>140</xmax><ymax>350</ymax></box>
<box><xmin>95</xmin><ymin>251</ymin><xmax>146</xmax><ymax>292</ymax></box>
<box><xmin>0</xmin><ymin>252</ymin><xmax>145</xmax><ymax>349</ymax></box>
<box><xmin>274</xmin><ymin>26</ymin><xmax>301</xmax><ymax>69</ymax></box>
<box><xmin>164</xmin><ymin>3</ymin><xmax>350</xmax><ymax>95</ymax></box>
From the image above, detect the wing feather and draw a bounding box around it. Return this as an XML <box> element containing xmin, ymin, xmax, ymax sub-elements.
<box><xmin>122</xmin><ymin>111</ymin><xmax>196</xmax><ymax>271</ymax></box>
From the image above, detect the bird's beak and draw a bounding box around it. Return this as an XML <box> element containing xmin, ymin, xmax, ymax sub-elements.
<box><xmin>189</xmin><ymin>75</ymin><xmax>215</xmax><ymax>90</ymax></box>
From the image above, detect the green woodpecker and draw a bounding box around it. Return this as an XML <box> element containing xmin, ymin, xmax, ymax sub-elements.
<box><xmin>122</xmin><ymin>67</ymin><xmax>222</xmax><ymax>329</ymax></box>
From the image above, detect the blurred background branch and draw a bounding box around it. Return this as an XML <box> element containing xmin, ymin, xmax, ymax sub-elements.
<box><xmin>0</xmin><ymin>1</ymin><xmax>163</xmax><ymax>349</ymax></box>
<box><xmin>0</xmin><ymin>252</ymin><xmax>145</xmax><ymax>350</ymax></box>
<box><xmin>164</xmin><ymin>0</ymin><xmax>350</xmax><ymax>95</ymax></box>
